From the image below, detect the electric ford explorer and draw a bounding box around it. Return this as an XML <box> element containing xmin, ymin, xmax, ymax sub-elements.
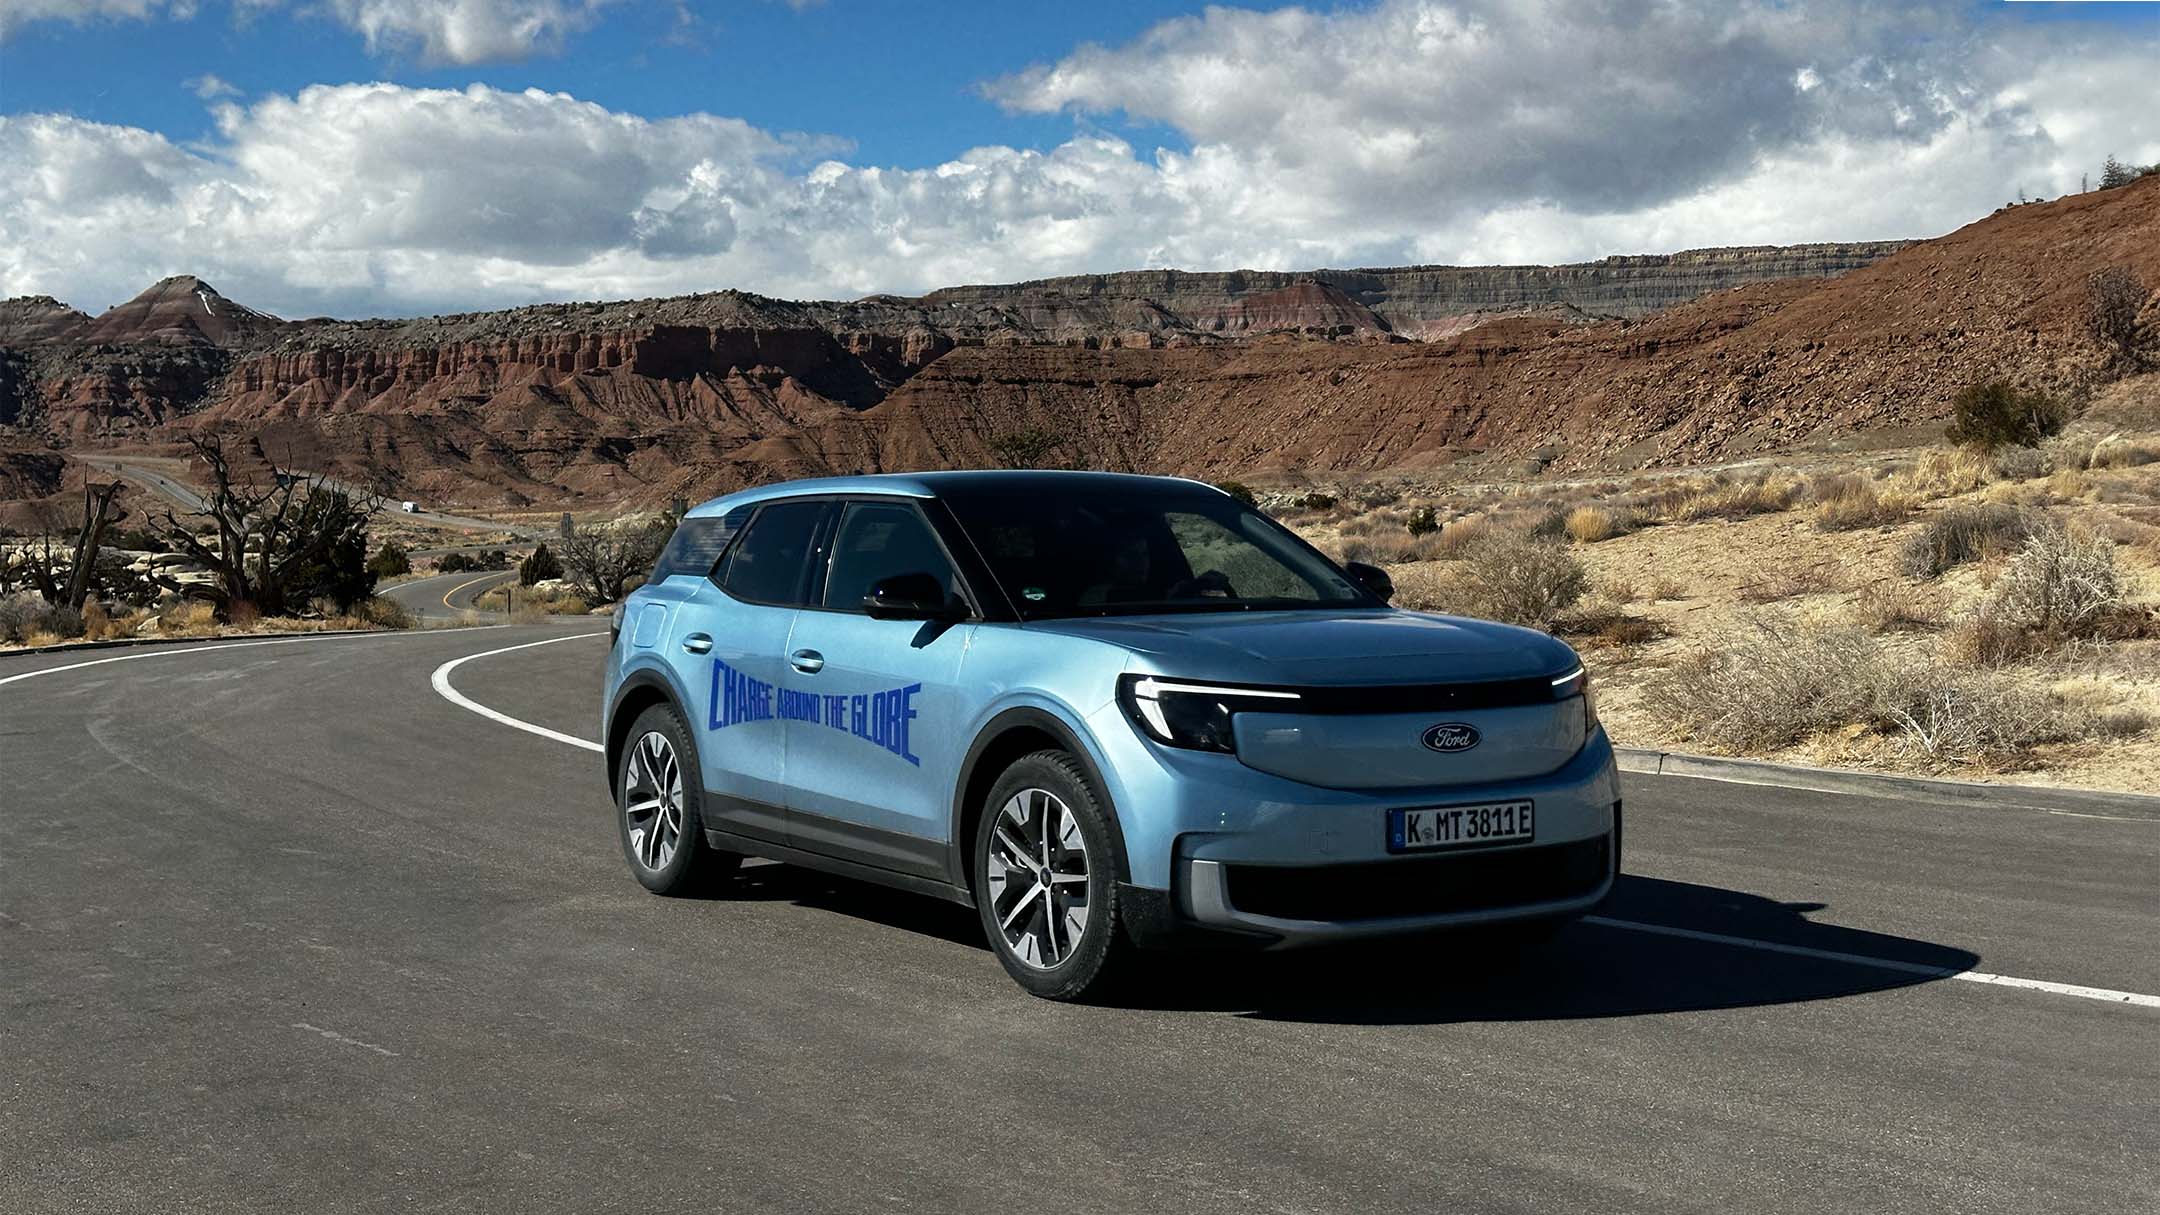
<box><xmin>602</xmin><ymin>472</ymin><xmax>1619</xmax><ymax>1000</ymax></box>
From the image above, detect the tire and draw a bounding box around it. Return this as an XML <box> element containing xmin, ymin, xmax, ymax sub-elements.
<box><xmin>616</xmin><ymin>702</ymin><xmax>740</xmax><ymax>896</ymax></box>
<box><xmin>973</xmin><ymin>750</ymin><xmax>1129</xmax><ymax>1001</ymax></box>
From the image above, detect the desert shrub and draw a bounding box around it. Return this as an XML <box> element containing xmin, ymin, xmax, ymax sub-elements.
<box><xmin>1811</xmin><ymin>479</ymin><xmax>1915</xmax><ymax>531</ymax></box>
<box><xmin>1338</xmin><ymin>531</ymin><xmax>1447</xmax><ymax>565</ymax></box>
<box><xmin>1738</xmin><ymin>562</ymin><xmax>1846</xmax><ymax>603</ymax></box>
<box><xmin>1563</xmin><ymin>505</ymin><xmax>1619</xmax><ymax>543</ymax></box>
<box><xmin>0</xmin><ymin>592</ymin><xmax>84</xmax><ymax>645</ymax></box>
<box><xmin>350</xmin><ymin>596</ymin><xmax>415</xmax><ymax>630</ymax></box>
<box><xmin>2091</xmin><ymin>439</ymin><xmax>2160</xmax><ymax>470</ymax></box>
<box><xmin>1989</xmin><ymin>526</ymin><xmax>2122</xmax><ymax>633</ymax></box>
<box><xmin>2086</xmin><ymin>265</ymin><xmax>2149</xmax><ymax>369</ymax></box>
<box><xmin>1213</xmin><ymin>480</ymin><xmax>1258</xmax><ymax>507</ymax></box>
<box><xmin>1643</xmin><ymin>574</ymin><xmax>1688</xmax><ymax>601</ymax></box>
<box><xmin>1943</xmin><ymin>605</ymin><xmax>2045</xmax><ymax>668</ymax></box>
<box><xmin>366</xmin><ymin>541</ymin><xmax>412</xmax><ymax>580</ymax></box>
<box><xmin>1429</xmin><ymin>517</ymin><xmax>1492</xmax><ymax>557</ymax></box>
<box><xmin>1524</xmin><ymin>506</ymin><xmax>1569</xmax><ymax>540</ymax></box>
<box><xmin>157</xmin><ymin>600</ymin><xmax>219</xmax><ymax>637</ymax></box>
<box><xmin>2046</xmin><ymin>468</ymin><xmax>2091</xmax><ymax>502</ymax></box>
<box><xmin>1292</xmin><ymin>491</ymin><xmax>1338</xmax><ymax>511</ymax></box>
<box><xmin>1988</xmin><ymin>445</ymin><xmax>2047</xmax><ymax>481</ymax></box>
<box><xmin>519</xmin><ymin>543</ymin><xmax>563</xmax><ymax>586</ymax></box>
<box><xmin>437</xmin><ymin>552</ymin><xmax>475</xmax><ymax>574</ymax></box>
<box><xmin>1405</xmin><ymin>505</ymin><xmax>1440</xmax><ymax>536</ymax></box>
<box><xmin>1851</xmin><ymin>582</ymin><xmax>1942</xmax><ymax>633</ymax></box>
<box><xmin>1672</xmin><ymin>475</ymin><xmax>1799</xmax><ymax>521</ymax></box>
<box><xmin>2040</xmin><ymin>430</ymin><xmax>2098</xmax><ymax>474</ymax></box>
<box><xmin>1559</xmin><ymin>601</ymin><xmax>1664</xmax><ymax>647</ymax></box>
<box><xmin>1642</xmin><ymin>622</ymin><xmax>1890</xmax><ymax>751</ymax></box>
<box><xmin>1441</xmin><ymin>531</ymin><xmax>1587</xmax><ymax>628</ymax></box>
<box><xmin>1899</xmin><ymin>503</ymin><xmax>2035</xmax><ymax>577</ymax></box>
<box><xmin>1945</xmin><ymin>381</ymin><xmax>2069</xmax><ymax>450</ymax></box>
<box><xmin>1896</xmin><ymin>447</ymin><xmax>1991</xmax><ymax>498</ymax></box>
<box><xmin>1873</xmin><ymin>664</ymin><xmax>2086</xmax><ymax>769</ymax></box>
<box><xmin>990</xmin><ymin>429</ymin><xmax>1063</xmax><ymax>469</ymax></box>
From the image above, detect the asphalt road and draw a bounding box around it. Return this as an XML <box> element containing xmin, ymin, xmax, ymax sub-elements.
<box><xmin>381</xmin><ymin>570</ymin><xmax>519</xmax><ymax>622</ymax></box>
<box><xmin>2</xmin><ymin>627</ymin><xmax>2155</xmax><ymax>1213</ymax></box>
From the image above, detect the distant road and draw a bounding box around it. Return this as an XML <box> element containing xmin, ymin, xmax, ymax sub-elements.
<box><xmin>0</xmin><ymin>627</ymin><xmax>2153</xmax><ymax>1213</ymax></box>
<box><xmin>381</xmin><ymin>569</ymin><xmax>517</xmax><ymax>621</ymax></box>
<box><xmin>75</xmin><ymin>455</ymin><xmax>540</xmax><ymax>537</ymax></box>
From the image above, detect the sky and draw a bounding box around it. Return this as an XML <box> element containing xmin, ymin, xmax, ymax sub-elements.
<box><xmin>2</xmin><ymin>0</ymin><xmax>2158</xmax><ymax>319</ymax></box>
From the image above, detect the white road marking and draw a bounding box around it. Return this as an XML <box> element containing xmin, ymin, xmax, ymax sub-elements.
<box><xmin>292</xmin><ymin>1022</ymin><xmax>399</xmax><ymax>1057</ymax></box>
<box><xmin>429</xmin><ymin>633</ymin><xmax>606</xmax><ymax>753</ymax></box>
<box><xmin>0</xmin><ymin>628</ymin><xmax>503</xmax><ymax>690</ymax></box>
<box><xmin>1586</xmin><ymin>916</ymin><xmax>2160</xmax><ymax>1009</ymax></box>
<box><xmin>2046</xmin><ymin>809</ymin><xmax>2156</xmax><ymax>823</ymax></box>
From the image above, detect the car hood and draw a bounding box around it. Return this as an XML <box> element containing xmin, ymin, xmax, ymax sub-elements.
<box><xmin>1026</xmin><ymin>609</ymin><xmax>1577</xmax><ymax>685</ymax></box>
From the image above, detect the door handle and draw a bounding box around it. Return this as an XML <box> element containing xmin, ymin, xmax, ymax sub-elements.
<box><xmin>681</xmin><ymin>633</ymin><xmax>714</xmax><ymax>655</ymax></box>
<box><xmin>788</xmin><ymin>649</ymin><xmax>825</xmax><ymax>674</ymax></box>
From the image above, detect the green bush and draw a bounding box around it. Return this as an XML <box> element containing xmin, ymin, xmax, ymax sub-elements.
<box><xmin>1405</xmin><ymin>505</ymin><xmax>1440</xmax><ymax>536</ymax></box>
<box><xmin>1944</xmin><ymin>381</ymin><xmax>2068</xmax><ymax>450</ymax></box>
<box><xmin>1214</xmin><ymin>480</ymin><xmax>1258</xmax><ymax>507</ymax></box>
<box><xmin>366</xmin><ymin>541</ymin><xmax>412</xmax><ymax>580</ymax></box>
<box><xmin>520</xmin><ymin>543</ymin><xmax>563</xmax><ymax>586</ymax></box>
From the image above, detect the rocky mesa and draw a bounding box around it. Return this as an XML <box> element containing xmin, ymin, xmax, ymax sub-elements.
<box><xmin>2</xmin><ymin>189</ymin><xmax>2154</xmax><ymax>511</ymax></box>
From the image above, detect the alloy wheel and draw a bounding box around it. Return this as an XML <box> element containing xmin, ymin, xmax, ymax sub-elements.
<box><xmin>623</xmin><ymin>730</ymin><xmax>685</xmax><ymax>871</ymax></box>
<box><xmin>986</xmin><ymin>787</ymin><xmax>1092</xmax><ymax>969</ymax></box>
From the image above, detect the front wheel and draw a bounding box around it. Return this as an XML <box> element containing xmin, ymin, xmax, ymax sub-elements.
<box><xmin>616</xmin><ymin>703</ymin><xmax>740</xmax><ymax>896</ymax></box>
<box><xmin>973</xmin><ymin>751</ymin><xmax>1128</xmax><ymax>1001</ymax></box>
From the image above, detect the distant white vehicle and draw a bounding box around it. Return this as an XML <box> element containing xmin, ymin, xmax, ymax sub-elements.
<box><xmin>400</xmin><ymin>501</ymin><xmax>418</xmax><ymax>513</ymax></box>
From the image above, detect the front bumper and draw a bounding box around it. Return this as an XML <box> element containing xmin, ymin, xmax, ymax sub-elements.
<box><xmin>1088</xmin><ymin>710</ymin><xmax>1622</xmax><ymax>946</ymax></box>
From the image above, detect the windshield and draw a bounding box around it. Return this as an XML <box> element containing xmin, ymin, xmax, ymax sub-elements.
<box><xmin>939</xmin><ymin>482</ymin><xmax>1375</xmax><ymax>619</ymax></box>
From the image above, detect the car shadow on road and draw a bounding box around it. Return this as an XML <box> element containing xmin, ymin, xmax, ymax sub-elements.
<box><xmin>705</xmin><ymin>866</ymin><xmax>1982</xmax><ymax>1024</ymax></box>
<box><xmin>1113</xmin><ymin>875</ymin><xmax>1983</xmax><ymax>1024</ymax></box>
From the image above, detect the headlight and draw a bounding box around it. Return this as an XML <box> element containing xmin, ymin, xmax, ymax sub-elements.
<box><xmin>1552</xmin><ymin>664</ymin><xmax>1598</xmax><ymax>733</ymax></box>
<box><xmin>1118</xmin><ymin>675</ymin><xmax>1302</xmax><ymax>754</ymax></box>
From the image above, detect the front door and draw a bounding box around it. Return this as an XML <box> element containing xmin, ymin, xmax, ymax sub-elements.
<box><xmin>779</xmin><ymin>498</ymin><xmax>976</xmax><ymax>880</ymax></box>
<box><xmin>683</xmin><ymin>497</ymin><xmax>831</xmax><ymax>844</ymax></box>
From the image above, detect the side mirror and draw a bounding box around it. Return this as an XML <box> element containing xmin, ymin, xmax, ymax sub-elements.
<box><xmin>863</xmin><ymin>572</ymin><xmax>964</xmax><ymax>621</ymax></box>
<box><xmin>1343</xmin><ymin>561</ymin><xmax>1394</xmax><ymax>604</ymax></box>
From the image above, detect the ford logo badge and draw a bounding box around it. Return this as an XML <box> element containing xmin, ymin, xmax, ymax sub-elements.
<box><xmin>1421</xmin><ymin>722</ymin><xmax>1480</xmax><ymax>753</ymax></box>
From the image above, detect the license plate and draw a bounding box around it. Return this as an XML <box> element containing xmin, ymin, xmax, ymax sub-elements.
<box><xmin>1388</xmin><ymin>800</ymin><xmax>1535</xmax><ymax>853</ymax></box>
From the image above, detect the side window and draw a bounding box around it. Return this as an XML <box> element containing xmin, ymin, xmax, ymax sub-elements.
<box><xmin>822</xmin><ymin>501</ymin><xmax>960</xmax><ymax>611</ymax></box>
<box><xmin>718</xmin><ymin>500</ymin><xmax>828</xmax><ymax>606</ymax></box>
<box><xmin>1164</xmin><ymin>511</ymin><xmax>1320</xmax><ymax>601</ymax></box>
<box><xmin>651</xmin><ymin>507</ymin><xmax>752</xmax><ymax>581</ymax></box>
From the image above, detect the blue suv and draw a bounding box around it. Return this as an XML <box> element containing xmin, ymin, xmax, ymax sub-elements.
<box><xmin>603</xmin><ymin>472</ymin><xmax>1619</xmax><ymax>999</ymax></box>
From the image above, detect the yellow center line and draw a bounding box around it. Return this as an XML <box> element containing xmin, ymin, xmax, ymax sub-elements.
<box><xmin>442</xmin><ymin>571</ymin><xmax>511</xmax><ymax>610</ymax></box>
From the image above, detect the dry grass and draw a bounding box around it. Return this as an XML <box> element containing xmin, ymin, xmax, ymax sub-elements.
<box><xmin>1811</xmin><ymin>477</ymin><xmax>1918</xmax><ymax>531</ymax></box>
<box><xmin>1899</xmin><ymin>504</ymin><xmax>2035</xmax><ymax>578</ymax></box>
<box><xmin>1669</xmin><ymin>474</ymin><xmax>1801</xmax><ymax>522</ymax></box>
<box><xmin>478</xmin><ymin>584</ymin><xmax>591</xmax><ymax>618</ymax></box>
<box><xmin>1563</xmin><ymin>505</ymin><xmax>1621</xmax><ymax>543</ymax></box>
<box><xmin>1894</xmin><ymin>448</ymin><xmax>1991</xmax><ymax>499</ymax></box>
<box><xmin>1737</xmin><ymin>561</ymin><xmax>1848</xmax><ymax>603</ymax></box>
<box><xmin>1851</xmin><ymin>581</ymin><xmax>1944</xmax><ymax>633</ymax></box>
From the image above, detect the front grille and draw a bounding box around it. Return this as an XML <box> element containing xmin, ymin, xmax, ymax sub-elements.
<box><xmin>1221</xmin><ymin>835</ymin><xmax>1610</xmax><ymax>923</ymax></box>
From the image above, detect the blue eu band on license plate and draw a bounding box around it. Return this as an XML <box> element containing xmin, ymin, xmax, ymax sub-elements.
<box><xmin>1388</xmin><ymin>800</ymin><xmax>1535</xmax><ymax>852</ymax></box>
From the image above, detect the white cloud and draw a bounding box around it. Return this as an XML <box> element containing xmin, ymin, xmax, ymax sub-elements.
<box><xmin>0</xmin><ymin>0</ymin><xmax>191</xmax><ymax>37</ymax></box>
<box><xmin>3</xmin><ymin>5</ymin><xmax>2159</xmax><ymax>319</ymax></box>
<box><xmin>186</xmin><ymin>73</ymin><xmax>240</xmax><ymax>99</ymax></box>
<box><xmin>3</xmin><ymin>0</ymin><xmax>616</xmax><ymax>61</ymax></box>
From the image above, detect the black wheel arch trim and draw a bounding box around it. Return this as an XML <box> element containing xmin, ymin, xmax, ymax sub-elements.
<box><xmin>947</xmin><ymin>706</ymin><xmax>1130</xmax><ymax>893</ymax></box>
<box><xmin>604</xmin><ymin>665</ymin><xmax>694</xmax><ymax>799</ymax></box>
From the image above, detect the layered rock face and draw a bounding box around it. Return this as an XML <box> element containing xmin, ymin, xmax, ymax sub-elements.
<box><xmin>0</xmin><ymin>198</ymin><xmax>2149</xmax><ymax>509</ymax></box>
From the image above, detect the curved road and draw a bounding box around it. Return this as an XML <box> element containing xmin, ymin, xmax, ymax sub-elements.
<box><xmin>382</xmin><ymin>570</ymin><xmax>520</xmax><ymax>622</ymax></box>
<box><xmin>1</xmin><ymin>627</ymin><xmax>2155</xmax><ymax>1212</ymax></box>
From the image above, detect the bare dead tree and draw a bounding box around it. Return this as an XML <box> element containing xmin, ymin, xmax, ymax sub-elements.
<box><xmin>60</xmin><ymin>481</ymin><xmax>126</xmax><ymax>612</ymax></box>
<box><xmin>560</xmin><ymin>518</ymin><xmax>668</xmax><ymax>605</ymax></box>
<box><xmin>149</xmin><ymin>435</ymin><xmax>385</xmax><ymax>618</ymax></box>
<box><xmin>2087</xmin><ymin>265</ymin><xmax>2151</xmax><ymax>372</ymax></box>
<box><xmin>7</xmin><ymin>485</ymin><xmax>125</xmax><ymax>611</ymax></box>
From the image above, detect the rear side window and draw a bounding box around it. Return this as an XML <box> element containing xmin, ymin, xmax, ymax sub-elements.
<box><xmin>650</xmin><ymin>507</ymin><xmax>751</xmax><ymax>581</ymax></box>
<box><xmin>718</xmin><ymin>500</ymin><xmax>828</xmax><ymax>605</ymax></box>
<box><xmin>822</xmin><ymin>501</ymin><xmax>960</xmax><ymax>610</ymax></box>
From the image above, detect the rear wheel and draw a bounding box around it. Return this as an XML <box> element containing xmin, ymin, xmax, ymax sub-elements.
<box><xmin>617</xmin><ymin>703</ymin><xmax>739</xmax><ymax>896</ymax></box>
<box><xmin>974</xmin><ymin>751</ymin><xmax>1127</xmax><ymax>1001</ymax></box>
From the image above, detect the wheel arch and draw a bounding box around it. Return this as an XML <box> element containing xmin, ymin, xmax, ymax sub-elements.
<box><xmin>605</xmin><ymin>665</ymin><xmax>693</xmax><ymax>800</ymax></box>
<box><xmin>948</xmin><ymin>706</ymin><xmax>1129</xmax><ymax>894</ymax></box>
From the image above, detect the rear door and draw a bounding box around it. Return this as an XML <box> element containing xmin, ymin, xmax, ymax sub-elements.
<box><xmin>778</xmin><ymin>498</ymin><xmax>978</xmax><ymax>880</ymax></box>
<box><xmin>679</xmin><ymin>497</ymin><xmax>832</xmax><ymax>845</ymax></box>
